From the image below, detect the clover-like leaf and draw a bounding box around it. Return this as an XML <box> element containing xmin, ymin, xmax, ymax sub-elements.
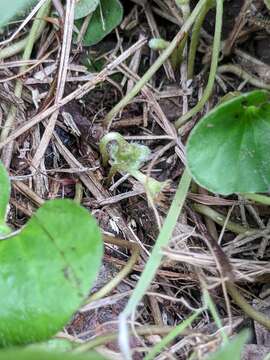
<box><xmin>205</xmin><ymin>330</ymin><xmax>249</xmax><ymax>360</ymax></box>
<box><xmin>74</xmin><ymin>0</ymin><xmax>100</xmax><ymax>20</ymax></box>
<box><xmin>187</xmin><ymin>90</ymin><xmax>270</xmax><ymax>195</ymax></box>
<box><xmin>0</xmin><ymin>199</ymin><xmax>103</xmax><ymax>346</ymax></box>
<box><xmin>77</xmin><ymin>0</ymin><xmax>123</xmax><ymax>46</ymax></box>
<box><xmin>0</xmin><ymin>348</ymin><xmax>107</xmax><ymax>360</ymax></box>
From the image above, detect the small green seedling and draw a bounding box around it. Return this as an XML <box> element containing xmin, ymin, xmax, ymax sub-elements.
<box><xmin>0</xmin><ymin>162</ymin><xmax>103</xmax><ymax>346</ymax></box>
<box><xmin>187</xmin><ymin>90</ymin><xmax>270</xmax><ymax>195</ymax></box>
<box><xmin>75</xmin><ymin>0</ymin><xmax>123</xmax><ymax>46</ymax></box>
<box><xmin>100</xmin><ymin>132</ymin><xmax>169</xmax><ymax>200</ymax></box>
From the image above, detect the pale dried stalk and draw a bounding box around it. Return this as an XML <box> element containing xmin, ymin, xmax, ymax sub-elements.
<box><xmin>31</xmin><ymin>0</ymin><xmax>75</xmax><ymax>169</ymax></box>
<box><xmin>0</xmin><ymin>37</ymin><xmax>147</xmax><ymax>150</ymax></box>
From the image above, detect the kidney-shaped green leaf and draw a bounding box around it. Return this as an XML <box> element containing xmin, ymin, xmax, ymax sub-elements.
<box><xmin>187</xmin><ymin>90</ymin><xmax>270</xmax><ymax>195</ymax></box>
<box><xmin>74</xmin><ymin>0</ymin><xmax>100</xmax><ymax>20</ymax></box>
<box><xmin>0</xmin><ymin>199</ymin><xmax>103</xmax><ymax>346</ymax></box>
<box><xmin>0</xmin><ymin>348</ymin><xmax>107</xmax><ymax>360</ymax></box>
<box><xmin>205</xmin><ymin>330</ymin><xmax>249</xmax><ymax>360</ymax></box>
<box><xmin>77</xmin><ymin>0</ymin><xmax>123</xmax><ymax>46</ymax></box>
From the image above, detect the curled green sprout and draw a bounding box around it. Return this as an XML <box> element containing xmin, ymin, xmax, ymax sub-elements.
<box><xmin>99</xmin><ymin>132</ymin><xmax>169</xmax><ymax>199</ymax></box>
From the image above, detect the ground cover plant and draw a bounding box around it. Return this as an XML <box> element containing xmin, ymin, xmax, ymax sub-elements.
<box><xmin>0</xmin><ymin>0</ymin><xmax>270</xmax><ymax>359</ymax></box>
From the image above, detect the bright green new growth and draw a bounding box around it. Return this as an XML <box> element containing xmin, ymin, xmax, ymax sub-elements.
<box><xmin>99</xmin><ymin>132</ymin><xmax>169</xmax><ymax>199</ymax></box>
<box><xmin>0</xmin><ymin>161</ymin><xmax>103</xmax><ymax>346</ymax></box>
<box><xmin>187</xmin><ymin>90</ymin><xmax>270</xmax><ymax>195</ymax></box>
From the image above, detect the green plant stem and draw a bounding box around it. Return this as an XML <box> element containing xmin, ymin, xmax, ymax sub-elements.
<box><xmin>130</xmin><ymin>169</ymin><xmax>166</xmax><ymax>198</ymax></box>
<box><xmin>226</xmin><ymin>282</ymin><xmax>270</xmax><ymax>330</ymax></box>
<box><xmin>0</xmin><ymin>5</ymin><xmax>50</xmax><ymax>61</ymax></box>
<box><xmin>144</xmin><ymin>310</ymin><xmax>202</xmax><ymax>360</ymax></box>
<box><xmin>175</xmin><ymin>0</ymin><xmax>223</xmax><ymax>129</ymax></box>
<box><xmin>243</xmin><ymin>193</ymin><xmax>270</xmax><ymax>206</ymax></box>
<box><xmin>73</xmin><ymin>325</ymin><xmax>175</xmax><ymax>353</ymax></box>
<box><xmin>86</xmin><ymin>234</ymin><xmax>140</xmax><ymax>302</ymax></box>
<box><xmin>0</xmin><ymin>1</ymin><xmax>51</xmax><ymax>166</ymax></box>
<box><xmin>170</xmin><ymin>33</ymin><xmax>188</xmax><ymax>70</ymax></box>
<box><xmin>74</xmin><ymin>182</ymin><xmax>83</xmax><ymax>204</ymax></box>
<box><xmin>103</xmin><ymin>0</ymin><xmax>209</xmax><ymax>127</ymax></box>
<box><xmin>119</xmin><ymin>169</ymin><xmax>191</xmax><ymax>359</ymax></box>
<box><xmin>218</xmin><ymin>64</ymin><xmax>270</xmax><ymax>90</ymax></box>
<box><xmin>193</xmin><ymin>203</ymin><xmax>255</xmax><ymax>234</ymax></box>
<box><xmin>187</xmin><ymin>0</ymin><xmax>214</xmax><ymax>79</ymax></box>
<box><xmin>202</xmin><ymin>287</ymin><xmax>228</xmax><ymax>343</ymax></box>
<box><xmin>122</xmin><ymin>169</ymin><xmax>191</xmax><ymax>313</ymax></box>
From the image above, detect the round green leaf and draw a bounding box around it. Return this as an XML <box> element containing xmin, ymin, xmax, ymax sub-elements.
<box><xmin>77</xmin><ymin>0</ymin><xmax>123</xmax><ymax>46</ymax></box>
<box><xmin>0</xmin><ymin>200</ymin><xmax>103</xmax><ymax>346</ymax></box>
<box><xmin>187</xmin><ymin>90</ymin><xmax>270</xmax><ymax>195</ymax></box>
<box><xmin>74</xmin><ymin>0</ymin><xmax>100</xmax><ymax>20</ymax></box>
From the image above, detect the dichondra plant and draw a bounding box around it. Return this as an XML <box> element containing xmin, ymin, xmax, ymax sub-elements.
<box><xmin>187</xmin><ymin>90</ymin><xmax>270</xmax><ymax>195</ymax></box>
<box><xmin>0</xmin><ymin>161</ymin><xmax>103</xmax><ymax>347</ymax></box>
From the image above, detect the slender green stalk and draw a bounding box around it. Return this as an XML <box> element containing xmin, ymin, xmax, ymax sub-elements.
<box><xmin>87</xmin><ymin>234</ymin><xmax>140</xmax><ymax>302</ymax></box>
<box><xmin>193</xmin><ymin>203</ymin><xmax>255</xmax><ymax>234</ymax></box>
<box><xmin>103</xmin><ymin>0</ymin><xmax>208</xmax><ymax>127</ymax></box>
<box><xmin>119</xmin><ymin>169</ymin><xmax>191</xmax><ymax>359</ymax></box>
<box><xmin>226</xmin><ymin>282</ymin><xmax>270</xmax><ymax>330</ymax></box>
<box><xmin>74</xmin><ymin>182</ymin><xmax>83</xmax><ymax>204</ymax></box>
<box><xmin>202</xmin><ymin>288</ymin><xmax>228</xmax><ymax>343</ymax></box>
<box><xmin>171</xmin><ymin>33</ymin><xmax>188</xmax><ymax>70</ymax></box>
<box><xmin>144</xmin><ymin>310</ymin><xmax>202</xmax><ymax>360</ymax></box>
<box><xmin>187</xmin><ymin>0</ymin><xmax>214</xmax><ymax>79</ymax></box>
<box><xmin>0</xmin><ymin>38</ymin><xmax>29</xmax><ymax>60</ymax></box>
<box><xmin>175</xmin><ymin>0</ymin><xmax>223</xmax><ymax>129</ymax></box>
<box><xmin>243</xmin><ymin>193</ymin><xmax>270</xmax><ymax>206</ymax></box>
<box><xmin>73</xmin><ymin>325</ymin><xmax>175</xmax><ymax>352</ymax></box>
